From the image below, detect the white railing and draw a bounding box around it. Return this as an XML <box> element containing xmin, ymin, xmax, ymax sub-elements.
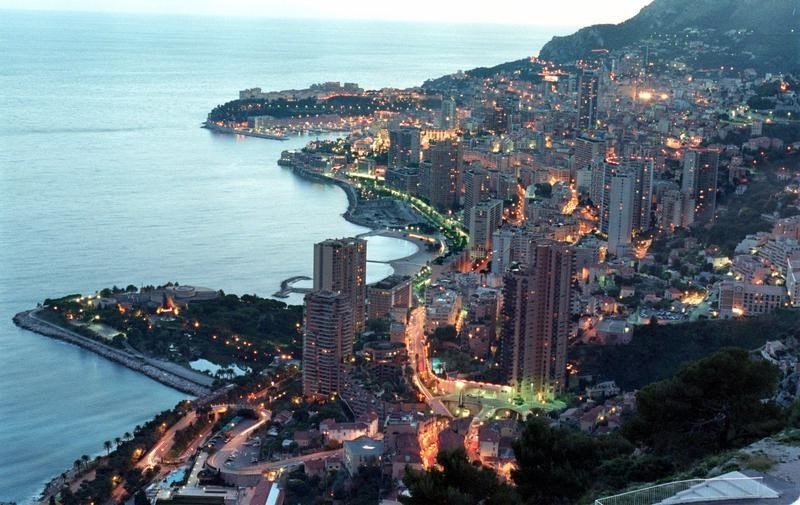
<box><xmin>595</xmin><ymin>477</ymin><xmax>769</xmax><ymax>505</ymax></box>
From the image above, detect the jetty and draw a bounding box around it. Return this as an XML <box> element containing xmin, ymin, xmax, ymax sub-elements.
<box><xmin>273</xmin><ymin>275</ymin><xmax>312</xmax><ymax>298</ymax></box>
<box><xmin>13</xmin><ymin>309</ymin><xmax>212</xmax><ymax>396</ymax></box>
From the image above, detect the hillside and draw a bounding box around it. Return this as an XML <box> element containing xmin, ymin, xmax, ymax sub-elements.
<box><xmin>538</xmin><ymin>0</ymin><xmax>800</xmax><ymax>72</ymax></box>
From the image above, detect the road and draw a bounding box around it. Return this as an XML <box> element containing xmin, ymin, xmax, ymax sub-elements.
<box><xmin>405</xmin><ymin>307</ymin><xmax>453</xmax><ymax>418</ymax></box>
<box><xmin>220</xmin><ymin>449</ymin><xmax>343</xmax><ymax>475</ymax></box>
<box><xmin>139</xmin><ymin>411</ymin><xmax>198</xmax><ymax>469</ymax></box>
<box><xmin>206</xmin><ymin>410</ymin><xmax>271</xmax><ymax>471</ymax></box>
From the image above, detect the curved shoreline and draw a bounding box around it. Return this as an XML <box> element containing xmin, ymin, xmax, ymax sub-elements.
<box><xmin>13</xmin><ymin>309</ymin><xmax>211</xmax><ymax>397</ymax></box>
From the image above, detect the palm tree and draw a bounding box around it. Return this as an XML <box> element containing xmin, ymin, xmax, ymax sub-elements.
<box><xmin>73</xmin><ymin>459</ymin><xmax>82</xmax><ymax>472</ymax></box>
<box><xmin>81</xmin><ymin>454</ymin><xmax>89</xmax><ymax>469</ymax></box>
<box><xmin>114</xmin><ymin>437</ymin><xmax>122</xmax><ymax>448</ymax></box>
<box><xmin>134</xmin><ymin>424</ymin><xmax>142</xmax><ymax>435</ymax></box>
<box><xmin>103</xmin><ymin>440</ymin><xmax>112</xmax><ymax>455</ymax></box>
<box><xmin>124</xmin><ymin>431</ymin><xmax>132</xmax><ymax>441</ymax></box>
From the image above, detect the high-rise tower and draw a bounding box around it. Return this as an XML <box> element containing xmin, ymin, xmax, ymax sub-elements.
<box><xmin>302</xmin><ymin>290</ymin><xmax>353</xmax><ymax>399</ymax></box>
<box><xmin>500</xmin><ymin>241</ymin><xmax>573</xmax><ymax>401</ymax></box>
<box><xmin>313</xmin><ymin>237</ymin><xmax>367</xmax><ymax>333</ymax></box>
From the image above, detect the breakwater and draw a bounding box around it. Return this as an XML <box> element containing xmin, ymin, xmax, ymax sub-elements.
<box><xmin>13</xmin><ymin>310</ymin><xmax>211</xmax><ymax>397</ymax></box>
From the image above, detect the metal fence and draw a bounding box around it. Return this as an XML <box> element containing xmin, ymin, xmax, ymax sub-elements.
<box><xmin>595</xmin><ymin>476</ymin><xmax>770</xmax><ymax>505</ymax></box>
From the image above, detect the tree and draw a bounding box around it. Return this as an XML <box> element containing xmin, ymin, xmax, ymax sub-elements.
<box><xmin>623</xmin><ymin>348</ymin><xmax>783</xmax><ymax>462</ymax></box>
<box><xmin>432</xmin><ymin>325</ymin><xmax>457</xmax><ymax>342</ymax></box>
<box><xmin>49</xmin><ymin>495</ymin><xmax>56</xmax><ymax>505</ymax></box>
<box><xmin>400</xmin><ymin>449</ymin><xmax>516</xmax><ymax>505</ymax></box>
<box><xmin>511</xmin><ymin>417</ymin><xmax>630</xmax><ymax>505</ymax></box>
<box><xmin>73</xmin><ymin>459</ymin><xmax>82</xmax><ymax>472</ymax></box>
<box><xmin>104</xmin><ymin>440</ymin><xmax>112</xmax><ymax>455</ymax></box>
<box><xmin>81</xmin><ymin>454</ymin><xmax>90</xmax><ymax>468</ymax></box>
<box><xmin>134</xmin><ymin>490</ymin><xmax>150</xmax><ymax>505</ymax></box>
<box><xmin>124</xmin><ymin>431</ymin><xmax>132</xmax><ymax>441</ymax></box>
<box><xmin>114</xmin><ymin>437</ymin><xmax>122</xmax><ymax>448</ymax></box>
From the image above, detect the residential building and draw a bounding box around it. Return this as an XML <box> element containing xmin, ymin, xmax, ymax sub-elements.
<box><xmin>388</xmin><ymin>127</ymin><xmax>421</xmax><ymax>169</ymax></box>
<box><xmin>302</xmin><ymin>290</ymin><xmax>354</xmax><ymax>400</ymax></box>
<box><xmin>718</xmin><ymin>281</ymin><xmax>787</xmax><ymax>318</ymax></box>
<box><xmin>367</xmin><ymin>274</ymin><xmax>412</xmax><ymax>320</ymax></box>
<box><xmin>500</xmin><ymin>241</ymin><xmax>573</xmax><ymax>400</ymax></box>
<box><xmin>468</xmin><ymin>199</ymin><xmax>504</xmax><ymax>260</ymax></box>
<box><xmin>314</xmin><ymin>237</ymin><xmax>367</xmax><ymax>333</ymax></box>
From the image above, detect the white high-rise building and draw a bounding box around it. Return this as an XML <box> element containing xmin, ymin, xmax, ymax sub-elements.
<box><xmin>607</xmin><ymin>170</ymin><xmax>635</xmax><ymax>257</ymax></box>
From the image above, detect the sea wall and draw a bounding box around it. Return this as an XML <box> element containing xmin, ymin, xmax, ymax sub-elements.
<box><xmin>13</xmin><ymin>310</ymin><xmax>211</xmax><ymax>396</ymax></box>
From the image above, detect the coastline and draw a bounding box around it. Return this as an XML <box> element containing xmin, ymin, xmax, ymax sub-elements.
<box><xmin>13</xmin><ymin>309</ymin><xmax>211</xmax><ymax>397</ymax></box>
<box><xmin>286</xmin><ymin>163</ymin><xmax>439</xmax><ymax>275</ymax></box>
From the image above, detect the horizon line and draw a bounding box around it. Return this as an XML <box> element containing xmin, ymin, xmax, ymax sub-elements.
<box><xmin>0</xmin><ymin>6</ymin><xmax>586</xmax><ymax>29</ymax></box>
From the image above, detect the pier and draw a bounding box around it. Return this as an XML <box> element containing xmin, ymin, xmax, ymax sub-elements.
<box><xmin>273</xmin><ymin>275</ymin><xmax>312</xmax><ymax>298</ymax></box>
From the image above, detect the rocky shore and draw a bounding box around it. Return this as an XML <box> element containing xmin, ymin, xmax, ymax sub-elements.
<box><xmin>13</xmin><ymin>310</ymin><xmax>211</xmax><ymax>397</ymax></box>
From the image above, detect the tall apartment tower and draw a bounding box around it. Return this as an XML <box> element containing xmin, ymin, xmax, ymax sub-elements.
<box><xmin>440</xmin><ymin>98</ymin><xmax>457</xmax><ymax>129</ymax></box>
<box><xmin>595</xmin><ymin>161</ymin><xmax>620</xmax><ymax>234</ymax></box>
<box><xmin>463</xmin><ymin>165</ymin><xmax>491</xmax><ymax>213</ymax></box>
<box><xmin>573</xmin><ymin>136</ymin><xmax>606</xmax><ymax>172</ymax></box>
<box><xmin>500</xmin><ymin>241</ymin><xmax>573</xmax><ymax>401</ymax></box>
<box><xmin>577</xmin><ymin>69</ymin><xmax>599</xmax><ymax>131</ymax></box>
<box><xmin>624</xmin><ymin>158</ymin><xmax>654</xmax><ymax>232</ymax></box>
<box><xmin>388</xmin><ymin>127</ymin><xmax>421</xmax><ymax>169</ymax></box>
<box><xmin>682</xmin><ymin>148</ymin><xmax>720</xmax><ymax>224</ymax></box>
<box><xmin>420</xmin><ymin>141</ymin><xmax>462</xmax><ymax>211</ymax></box>
<box><xmin>313</xmin><ymin>237</ymin><xmax>367</xmax><ymax>333</ymax></box>
<box><xmin>468</xmin><ymin>199</ymin><xmax>504</xmax><ymax>260</ymax></box>
<box><xmin>302</xmin><ymin>290</ymin><xmax>353</xmax><ymax>399</ymax></box>
<box><xmin>606</xmin><ymin>170</ymin><xmax>635</xmax><ymax>257</ymax></box>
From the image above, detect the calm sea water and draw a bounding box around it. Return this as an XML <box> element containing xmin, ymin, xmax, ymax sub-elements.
<box><xmin>0</xmin><ymin>11</ymin><xmax>564</xmax><ymax>502</ymax></box>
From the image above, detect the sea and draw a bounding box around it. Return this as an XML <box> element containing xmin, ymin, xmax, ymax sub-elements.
<box><xmin>0</xmin><ymin>10</ymin><xmax>568</xmax><ymax>502</ymax></box>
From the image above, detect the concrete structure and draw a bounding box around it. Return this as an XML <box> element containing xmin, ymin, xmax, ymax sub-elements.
<box><xmin>384</xmin><ymin>166</ymin><xmax>420</xmax><ymax>195</ymax></box>
<box><xmin>625</xmin><ymin>158</ymin><xmax>654</xmax><ymax>232</ymax></box>
<box><xmin>420</xmin><ymin>141</ymin><xmax>462</xmax><ymax>211</ymax></box>
<box><xmin>463</xmin><ymin>165</ymin><xmax>491</xmax><ymax>213</ymax></box>
<box><xmin>468</xmin><ymin>199</ymin><xmax>504</xmax><ymax>260</ymax></box>
<box><xmin>718</xmin><ymin>281</ymin><xmax>787</xmax><ymax>318</ymax></box>
<box><xmin>573</xmin><ymin>136</ymin><xmax>606</xmax><ymax>172</ymax></box>
<box><xmin>343</xmin><ymin>436</ymin><xmax>384</xmax><ymax>475</ymax></box>
<box><xmin>786</xmin><ymin>254</ymin><xmax>800</xmax><ymax>307</ymax></box>
<box><xmin>388</xmin><ymin>127</ymin><xmax>421</xmax><ymax>169</ymax></box>
<box><xmin>500</xmin><ymin>240</ymin><xmax>573</xmax><ymax>400</ymax></box>
<box><xmin>682</xmin><ymin>148</ymin><xmax>720</xmax><ymax>224</ymax></box>
<box><xmin>367</xmin><ymin>274</ymin><xmax>412</xmax><ymax>320</ymax></box>
<box><xmin>440</xmin><ymin>98</ymin><xmax>457</xmax><ymax>129</ymax></box>
<box><xmin>606</xmin><ymin>170</ymin><xmax>635</xmax><ymax>257</ymax></box>
<box><xmin>302</xmin><ymin>290</ymin><xmax>354</xmax><ymax>399</ymax></box>
<box><xmin>577</xmin><ymin>69</ymin><xmax>599</xmax><ymax>130</ymax></box>
<box><xmin>313</xmin><ymin>237</ymin><xmax>367</xmax><ymax>333</ymax></box>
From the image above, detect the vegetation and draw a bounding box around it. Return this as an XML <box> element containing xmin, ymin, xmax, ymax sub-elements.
<box><xmin>55</xmin><ymin>400</ymin><xmax>195</xmax><ymax>505</ymax></box>
<box><xmin>42</xmin><ymin>288</ymin><xmax>303</xmax><ymax>371</ymax></box>
<box><xmin>574</xmin><ymin>310</ymin><xmax>800</xmax><ymax>390</ymax></box>
<box><xmin>624</xmin><ymin>348</ymin><xmax>784</xmax><ymax>462</ymax></box>
<box><xmin>207</xmin><ymin>94</ymin><xmax>438</xmax><ymax>124</ymax></box>
<box><xmin>401</xmin><ymin>448</ymin><xmax>516</xmax><ymax>505</ymax></box>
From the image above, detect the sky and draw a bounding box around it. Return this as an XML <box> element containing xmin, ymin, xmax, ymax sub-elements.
<box><xmin>0</xmin><ymin>0</ymin><xmax>653</xmax><ymax>26</ymax></box>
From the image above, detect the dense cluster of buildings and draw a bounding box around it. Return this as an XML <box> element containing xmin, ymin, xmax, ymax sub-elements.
<box><xmin>273</xmin><ymin>30</ymin><xmax>800</xmax><ymax>503</ymax></box>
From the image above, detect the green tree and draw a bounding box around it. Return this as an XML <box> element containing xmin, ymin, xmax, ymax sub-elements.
<box><xmin>400</xmin><ymin>449</ymin><xmax>515</xmax><ymax>505</ymax></box>
<box><xmin>134</xmin><ymin>490</ymin><xmax>150</xmax><ymax>505</ymax></box>
<box><xmin>512</xmin><ymin>417</ymin><xmax>630</xmax><ymax>504</ymax></box>
<box><xmin>623</xmin><ymin>348</ymin><xmax>783</xmax><ymax>462</ymax></box>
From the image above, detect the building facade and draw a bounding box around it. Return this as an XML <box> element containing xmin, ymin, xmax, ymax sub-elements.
<box><xmin>313</xmin><ymin>237</ymin><xmax>367</xmax><ymax>333</ymax></box>
<box><xmin>302</xmin><ymin>290</ymin><xmax>354</xmax><ymax>399</ymax></box>
<box><xmin>500</xmin><ymin>241</ymin><xmax>573</xmax><ymax>400</ymax></box>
